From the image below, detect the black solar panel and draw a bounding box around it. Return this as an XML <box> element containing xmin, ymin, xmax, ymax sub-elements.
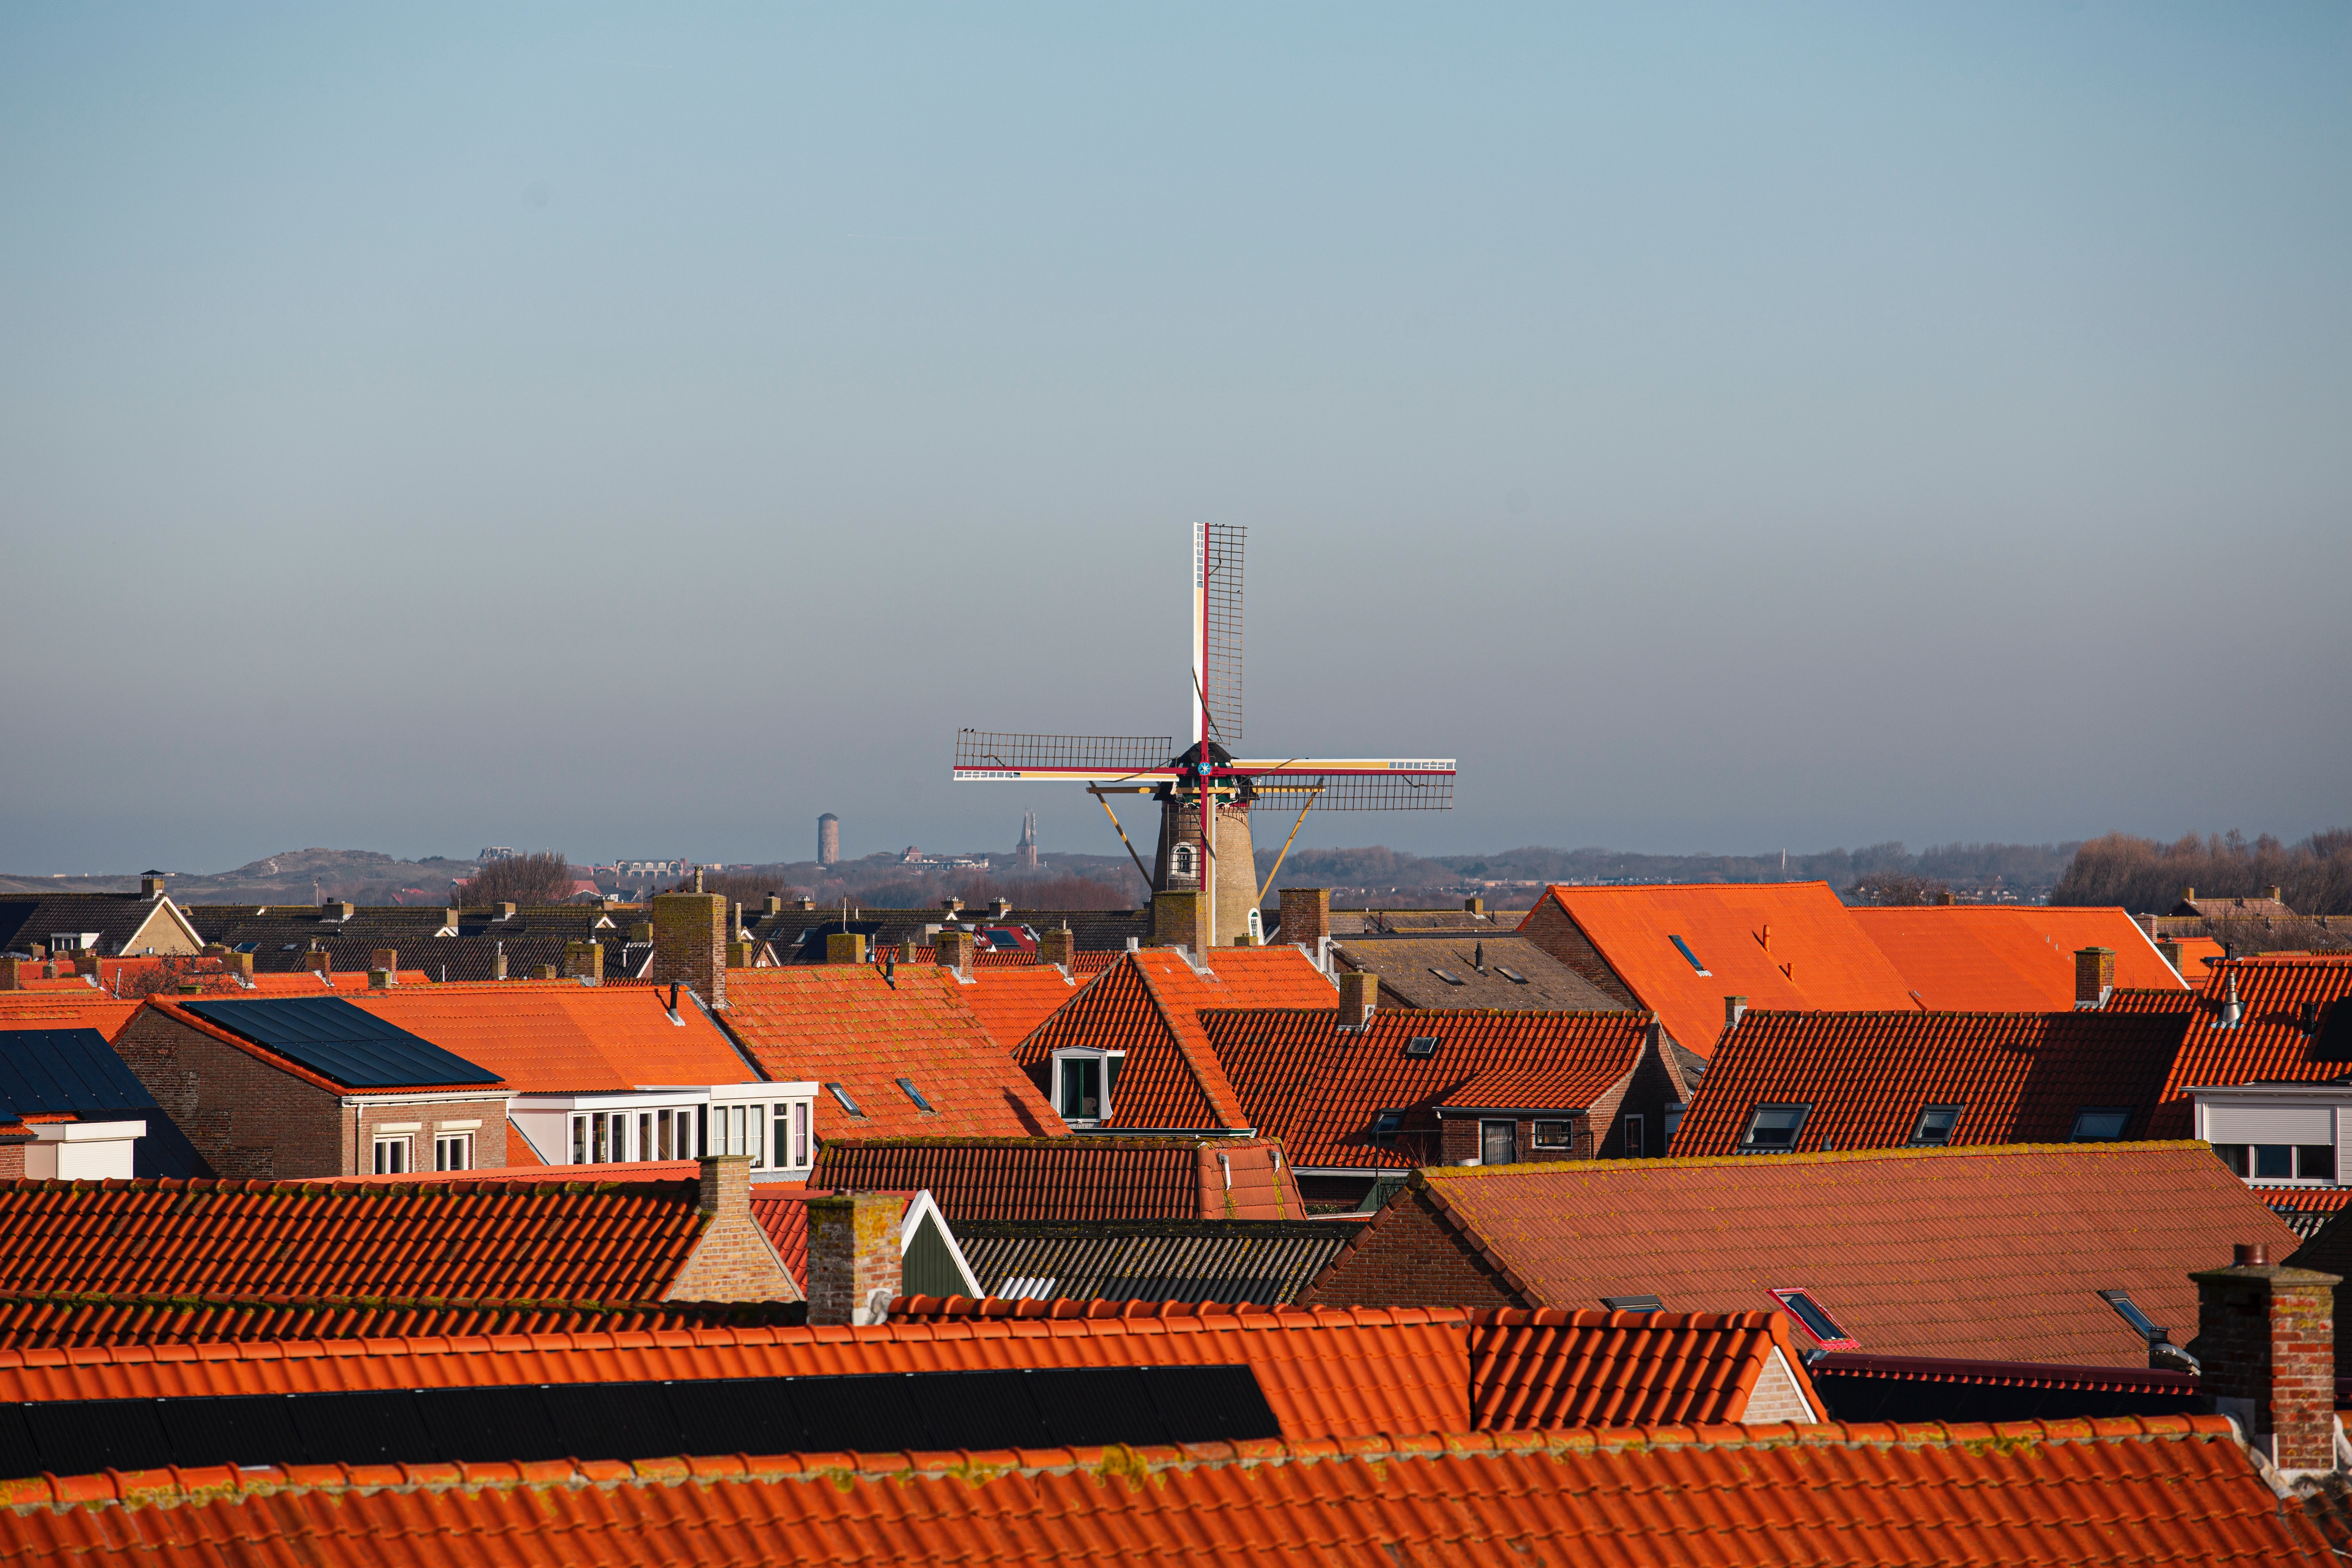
<box><xmin>0</xmin><ymin>1407</ymin><xmax>39</xmax><ymax>1484</ymax></box>
<box><xmin>180</xmin><ymin>998</ymin><xmax>500</xmax><ymax>1089</ymax></box>
<box><xmin>0</xmin><ymin>1029</ymin><xmax>158</xmax><ymax>1118</ymax></box>
<box><xmin>1025</xmin><ymin>1366</ymin><xmax>1164</xmax><ymax>1447</ymax></box>
<box><xmin>1137</xmin><ymin>1364</ymin><xmax>1281</xmax><ymax>1443</ymax></box>
<box><xmin>416</xmin><ymin>1385</ymin><xmax>567</xmax><ymax>1464</ymax></box>
<box><xmin>544</xmin><ymin>1381</ymin><xmax>680</xmax><ymax>1462</ymax></box>
<box><xmin>286</xmin><ymin>1389</ymin><xmax>438</xmax><ymax>1465</ymax></box>
<box><xmin>24</xmin><ymin>1399</ymin><xmax>170</xmax><ymax>1477</ymax></box>
<box><xmin>909</xmin><ymin>1370</ymin><xmax>1054</xmax><ymax>1452</ymax></box>
<box><xmin>157</xmin><ymin>1395</ymin><xmax>303</xmax><ymax>1469</ymax></box>
<box><xmin>786</xmin><ymin>1374</ymin><xmax>928</xmax><ymax>1454</ymax></box>
<box><xmin>666</xmin><ymin>1378</ymin><xmax>803</xmax><ymax>1457</ymax></box>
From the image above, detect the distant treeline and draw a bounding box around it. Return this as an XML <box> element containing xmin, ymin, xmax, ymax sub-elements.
<box><xmin>2051</xmin><ymin>830</ymin><xmax>2352</xmax><ymax>916</ymax></box>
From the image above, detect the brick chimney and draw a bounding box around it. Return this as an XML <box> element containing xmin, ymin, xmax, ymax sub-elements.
<box><xmin>806</xmin><ymin>1191</ymin><xmax>904</xmax><ymax>1325</ymax></box>
<box><xmin>651</xmin><ymin>890</ymin><xmax>727</xmax><ymax>1009</ymax></box>
<box><xmin>225</xmin><ymin>951</ymin><xmax>253</xmax><ymax>980</ymax></box>
<box><xmin>1464</xmin><ymin>896</ymin><xmax>1485</xmax><ymax>915</ymax></box>
<box><xmin>304</xmin><ymin>945</ymin><xmax>332</xmax><ymax>977</ymax></box>
<box><xmin>370</xmin><ymin>948</ymin><xmax>398</xmax><ymax>975</ymax></box>
<box><xmin>662</xmin><ymin>1156</ymin><xmax>800</xmax><ymax>1304</ymax></box>
<box><xmin>795</xmin><ymin>895</ymin><xmax>815</xmax><ymax>912</ymax></box>
<box><xmin>0</xmin><ymin>957</ymin><xmax>24</xmax><ymax>991</ymax></box>
<box><xmin>492</xmin><ymin>947</ymin><xmax>508</xmax><ymax>981</ymax></box>
<box><xmin>367</xmin><ymin>967</ymin><xmax>393</xmax><ymax>989</ymax></box>
<box><xmin>1279</xmin><ymin>887</ymin><xmax>1332</xmax><ymax>950</ymax></box>
<box><xmin>2074</xmin><ymin>947</ymin><xmax>2116</xmax><ymax>1009</ymax></box>
<box><xmin>940</xmin><ymin>898</ymin><xmax>964</xmax><ymax>915</ymax></box>
<box><xmin>2182</xmin><ymin>886</ymin><xmax>2197</xmax><ymax>904</ymax></box>
<box><xmin>2270</xmin><ymin>886</ymin><xmax>2285</xmax><ymax>905</ymax></box>
<box><xmin>826</xmin><ymin>931</ymin><xmax>869</xmax><ymax>964</ymax></box>
<box><xmin>1339</xmin><ymin>969</ymin><xmax>1377</xmax><ymax>1027</ymax></box>
<box><xmin>934</xmin><ymin>928</ymin><xmax>974</xmax><ymax>974</ymax></box>
<box><xmin>535</xmin><ymin>964</ymin><xmax>558</xmax><ymax>980</ymax></box>
<box><xmin>1152</xmin><ymin>888</ymin><xmax>1209</xmax><ymax>954</ymax></box>
<box><xmin>1933</xmin><ymin>890</ymin><xmax>1955</xmax><ymax>906</ymax></box>
<box><xmin>988</xmin><ymin>898</ymin><xmax>1013</xmax><ymax>920</ymax></box>
<box><xmin>141</xmin><ymin>872</ymin><xmax>167</xmax><ymax>899</ymax></box>
<box><xmin>1725</xmin><ymin>995</ymin><xmax>1748</xmax><ymax>1029</ymax></box>
<box><xmin>764</xmin><ymin>894</ymin><xmax>783</xmax><ymax>916</ymax></box>
<box><xmin>321</xmin><ymin>901</ymin><xmax>353</xmax><ymax>923</ymax></box>
<box><xmin>726</xmin><ymin>940</ymin><xmax>755</xmax><ymax>968</ymax></box>
<box><xmin>1039</xmin><ymin>927</ymin><xmax>1076</xmax><ymax>969</ymax></box>
<box><xmin>564</xmin><ymin>940</ymin><xmax>603</xmax><ymax>982</ymax></box>
<box><xmin>2156</xmin><ymin>938</ymin><xmax>2185</xmax><ymax>975</ymax></box>
<box><xmin>2192</xmin><ymin>1243</ymin><xmax>2342</xmax><ymax>1477</ymax></box>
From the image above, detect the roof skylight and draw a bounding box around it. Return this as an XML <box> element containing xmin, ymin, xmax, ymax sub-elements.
<box><xmin>897</xmin><ymin>1077</ymin><xmax>936</xmax><ymax>1114</ymax></box>
<box><xmin>1669</xmin><ymin>935</ymin><xmax>1710</xmax><ymax>975</ymax></box>
<box><xmin>2069</xmin><ymin>1107</ymin><xmax>2132</xmax><ymax>1142</ymax></box>
<box><xmin>2098</xmin><ymin>1289</ymin><xmax>2165</xmax><ymax>1342</ymax></box>
<box><xmin>1495</xmin><ymin>967</ymin><xmax>1528</xmax><ymax>983</ymax></box>
<box><xmin>1430</xmin><ymin>969</ymin><xmax>1465</xmax><ymax>986</ymax></box>
<box><xmin>1404</xmin><ymin>1036</ymin><xmax>1439</xmax><ymax>1058</ymax></box>
<box><xmin>826</xmin><ymin>1082</ymin><xmax>865</xmax><ymax>1117</ymax></box>
<box><xmin>1601</xmin><ymin>1294</ymin><xmax>1664</xmax><ymax>1314</ymax></box>
<box><xmin>1769</xmin><ymin>1288</ymin><xmax>1857</xmax><ymax>1350</ymax></box>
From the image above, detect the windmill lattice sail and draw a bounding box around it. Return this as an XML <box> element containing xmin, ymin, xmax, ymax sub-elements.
<box><xmin>1196</xmin><ymin>522</ymin><xmax>1244</xmax><ymax>743</ymax></box>
<box><xmin>953</xmin><ymin>731</ymin><xmax>1176</xmax><ymax>780</ymax></box>
<box><xmin>1244</xmin><ymin>772</ymin><xmax>1455</xmax><ymax>811</ymax></box>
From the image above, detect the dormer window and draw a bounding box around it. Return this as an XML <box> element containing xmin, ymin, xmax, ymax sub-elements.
<box><xmin>1051</xmin><ymin>1049</ymin><xmax>1123</xmax><ymax>1125</ymax></box>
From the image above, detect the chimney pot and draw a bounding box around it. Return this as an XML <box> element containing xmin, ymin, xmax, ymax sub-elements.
<box><xmin>2236</xmin><ymin>1243</ymin><xmax>2269</xmax><ymax>1267</ymax></box>
<box><xmin>1337</xmin><ymin>969</ymin><xmax>1377</xmax><ymax>1027</ymax></box>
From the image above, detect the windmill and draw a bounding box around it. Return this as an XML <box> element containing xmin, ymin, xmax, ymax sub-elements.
<box><xmin>953</xmin><ymin>524</ymin><xmax>1454</xmax><ymax>947</ymax></box>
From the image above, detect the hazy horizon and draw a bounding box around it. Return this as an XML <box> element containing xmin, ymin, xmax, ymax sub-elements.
<box><xmin>5</xmin><ymin>4</ymin><xmax>2346</xmax><ymax>874</ymax></box>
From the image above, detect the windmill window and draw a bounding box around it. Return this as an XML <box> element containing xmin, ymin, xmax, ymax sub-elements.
<box><xmin>1430</xmin><ymin>969</ymin><xmax>1466</xmax><ymax>985</ymax></box>
<box><xmin>1909</xmin><ymin>1105</ymin><xmax>1963</xmax><ymax>1147</ymax></box>
<box><xmin>1740</xmin><ymin>1104</ymin><xmax>1810</xmax><ymax>1151</ymax></box>
<box><xmin>1404</xmin><ymin>1036</ymin><xmax>1439</xmax><ymax>1058</ymax></box>
<box><xmin>897</xmin><ymin>1077</ymin><xmax>936</xmax><ymax>1114</ymax></box>
<box><xmin>1769</xmin><ymin>1289</ymin><xmax>1857</xmax><ymax>1350</ymax></box>
<box><xmin>1170</xmin><ymin>844</ymin><xmax>1197</xmax><ymax>882</ymax></box>
<box><xmin>1495</xmin><ymin>967</ymin><xmax>1528</xmax><ymax>983</ymax></box>
<box><xmin>2098</xmin><ymin>1290</ymin><xmax>2165</xmax><ymax>1342</ymax></box>
<box><xmin>1669</xmin><ymin>935</ymin><xmax>1710</xmax><ymax>975</ymax></box>
<box><xmin>2069</xmin><ymin>1107</ymin><xmax>2132</xmax><ymax>1142</ymax></box>
<box><xmin>826</xmin><ymin>1082</ymin><xmax>865</xmax><ymax>1118</ymax></box>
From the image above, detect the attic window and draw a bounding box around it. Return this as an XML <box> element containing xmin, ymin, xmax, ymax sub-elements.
<box><xmin>825</xmin><ymin>1082</ymin><xmax>865</xmax><ymax>1118</ymax></box>
<box><xmin>2098</xmin><ymin>1290</ymin><xmax>2165</xmax><ymax>1342</ymax></box>
<box><xmin>1769</xmin><ymin>1289</ymin><xmax>1858</xmax><ymax>1350</ymax></box>
<box><xmin>1669</xmin><ymin>935</ymin><xmax>1710</xmax><ymax>976</ymax></box>
<box><xmin>2069</xmin><ymin>1107</ymin><xmax>2132</xmax><ymax>1142</ymax></box>
<box><xmin>1908</xmin><ymin>1105</ymin><xmax>1963</xmax><ymax>1147</ymax></box>
<box><xmin>1404</xmin><ymin>1036</ymin><xmax>1439</xmax><ymax>1059</ymax></box>
<box><xmin>1602</xmin><ymin>1294</ymin><xmax>1664</xmax><ymax>1314</ymax></box>
<box><xmin>1371</xmin><ymin>1112</ymin><xmax>1403</xmax><ymax>1147</ymax></box>
<box><xmin>896</xmin><ymin>1077</ymin><xmax>936</xmax><ymax>1114</ymax></box>
<box><xmin>1739</xmin><ymin>1104</ymin><xmax>1810</xmax><ymax>1152</ymax></box>
<box><xmin>1495</xmin><ymin>967</ymin><xmax>1528</xmax><ymax>984</ymax></box>
<box><xmin>1429</xmin><ymin>969</ymin><xmax>1466</xmax><ymax>986</ymax></box>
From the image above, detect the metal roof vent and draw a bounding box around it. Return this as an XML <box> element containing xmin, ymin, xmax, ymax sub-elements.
<box><xmin>2217</xmin><ymin>969</ymin><xmax>2242</xmax><ymax>1029</ymax></box>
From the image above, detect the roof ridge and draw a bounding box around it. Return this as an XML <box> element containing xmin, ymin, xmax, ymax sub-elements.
<box><xmin>1414</xmin><ymin>1138</ymin><xmax>2217</xmax><ymax>1181</ymax></box>
<box><xmin>0</xmin><ymin>1415</ymin><xmax>2238</xmax><ymax>1510</ymax></box>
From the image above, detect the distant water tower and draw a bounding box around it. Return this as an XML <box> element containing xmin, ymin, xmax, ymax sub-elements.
<box><xmin>817</xmin><ymin>813</ymin><xmax>841</xmax><ymax>866</ymax></box>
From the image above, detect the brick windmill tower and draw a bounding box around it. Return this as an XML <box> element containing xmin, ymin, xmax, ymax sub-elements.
<box><xmin>954</xmin><ymin>525</ymin><xmax>1454</xmax><ymax>947</ymax></box>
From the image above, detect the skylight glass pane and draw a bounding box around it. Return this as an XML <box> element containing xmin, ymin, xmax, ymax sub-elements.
<box><xmin>1404</xmin><ymin>1036</ymin><xmax>1439</xmax><ymax>1058</ymax></box>
<box><xmin>896</xmin><ymin>1077</ymin><xmax>935</xmax><ymax>1113</ymax></box>
<box><xmin>2069</xmin><ymin>1108</ymin><xmax>2131</xmax><ymax>1141</ymax></box>
<box><xmin>1742</xmin><ymin>1105</ymin><xmax>1808</xmax><ymax>1148</ymax></box>
<box><xmin>1911</xmin><ymin>1106</ymin><xmax>1960</xmax><ymax>1146</ymax></box>
<box><xmin>1669</xmin><ymin>935</ymin><xmax>1710</xmax><ymax>974</ymax></box>
<box><xmin>2099</xmin><ymin>1291</ymin><xmax>2162</xmax><ymax>1339</ymax></box>
<box><xmin>826</xmin><ymin>1082</ymin><xmax>864</xmax><ymax>1116</ymax></box>
<box><xmin>1775</xmin><ymin>1290</ymin><xmax>1850</xmax><ymax>1346</ymax></box>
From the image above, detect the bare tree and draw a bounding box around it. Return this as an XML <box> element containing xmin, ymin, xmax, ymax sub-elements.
<box><xmin>2052</xmin><ymin>829</ymin><xmax>2352</xmax><ymax>915</ymax></box>
<box><xmin>463</xmin><ymin>851</ymin><xmax>578</xmax><ymax>906</ymax></box>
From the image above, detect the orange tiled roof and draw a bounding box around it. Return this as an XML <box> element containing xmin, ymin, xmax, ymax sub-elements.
<box><xmin>2110</xmin><ymin>956</ymin><xmax>2352</xmax><ymax>1136</ymax></box>
<box><xmin>720</xmin><ymin>966</ymin><xmax>1063</xmax><ymax>1140</ymax></box>
<box><xmin>1467</xmin><ymin>1307</ymin><xmax>1820</xmax><ymax>1430</ymax></box>
<box><xmin>0</xmin><ymin>994</ymin><xmax>138</xmax><ymax>1038</ymax></box>
<box><xmin>1016</xmin><ymin>948</ymin><xmax>1336</xmax><ymax>1131</ymax></box>
<box><xmin>0</xmin><ymin>1175</ymin><xmax>710</xmax><ymax>1305</ymax></box>
<box><xmin>2169</xmin><ymin>935</ymin><xmax>2227</xmax><ymax>980</ymax></box>
<box><xmin>342</xmin><ymin>982</ymin><xmax>756</xmax><ymax>1093</ymax></box>
<box><xmin>1203</xmin><ymin>1008</ymin><xmax>1655</xmax><ymax>1169</ymax></box>
<box><xmin>1521</xmin><ymin>882</ymin><xmax>1915</xmax><ymax>1056</ymax></box>
<box><xmin>0</xmin><ymin>1306</ymin><xmax>1471</xmax><ymax>1442</ymax></box>
<box><xmin>0</xmin><ymin>1416</ymin><xmax>2316</xmax><ymax>1564</ymax></box>
<box><xmin>809</xmin><ymin>1137</ymin><xmax>1306</xmax><ymax>1221</ymax></box>
<box><xmin>1310</xmin><ymin>1142</ymin><xmax>2301</xmax><ymax>1366</ymax></box>
<box><xmin>247</xmin><ymin>970</ymin><xmax>432</xmax><ymax>993</ymax></box>
<box><xmin>1851</xmin><ymin>904</ymin><xmax>2187</xmax><ymax>1009</ymax></box>
<box><xmin>1667</xmin><ymin>1009</ymin><xmax>2192</xmax><ymax>1156</ymax></box>
<box><xmin>0</xmin><ymin>1292</ymin><xmax>797</xmax><ymax>1352</ymax></box>
<box><xmin>953</xmin><ymin>962</ymin><xmax>1090</xmax><ymax>1049</ymax></box>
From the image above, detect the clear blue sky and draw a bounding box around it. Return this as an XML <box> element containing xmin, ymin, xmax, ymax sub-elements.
<box><xmin>3</xmin><ymin>4</ymin><xmax>2345</xmax><ymax>872</ymax></box>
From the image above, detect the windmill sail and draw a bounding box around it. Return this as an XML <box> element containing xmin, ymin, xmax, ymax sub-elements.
<box><xmin>953</xmin><ymin>730</ymin><xmax>1178</xmax><ymax>783</ymax></box>
<box><xmin>1194</xmin><ymin>522</ymin><xmax>1244</xmax><ymax>744</ymax></box>
<box><xmin>1242</xmin><ymin>764</ymin><xmax>1456</xmax><ymax>811</ymax></box>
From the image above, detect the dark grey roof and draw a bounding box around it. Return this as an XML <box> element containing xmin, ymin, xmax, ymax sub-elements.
<box><xmin>0</xmin><ymin>895</ymin><xmax>176</xmax><ymax>958</ymax></box>
<box><xmin>1330</xmin><ymin>935</ymin><xmax>1624</xmax><ymax>1012</ymax></box>
<box><xmin>948</xmin><ymin>1219</ymin><xmax>1364</xmax><ymax>1307</ymax></box>
<box><xmin>1324</xmin><ymin>908</ymin><xmax>1528</xmax><ymax>938</ymax></box>
<box><xmin>185</xmin><ymin>904</ymin><xmax>631</xmax><ymax>982</ymax></box>
<box><xmin>0</xmin><ymin>1028</ymin><xmax>209</xmax><ymax>1179</ymax></box>
<box><xmin>181</xmin><ymin>998</ymin><xmax>502</xmax><ymax>1089</ymax></box>
<box><xmin>746</xmin><ymin>906</ymin><xmax>1149</xmax><ymax>961</ymax></box>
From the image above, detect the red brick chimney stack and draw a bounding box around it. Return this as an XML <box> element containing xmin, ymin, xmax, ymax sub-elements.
<box><xmin>2074</xmin><ymin>947</ymin><xmax>2116</xmax><ymax>1009</ymax></box>
<box><xmin>1039</xmin><ymin>927</ymin><xmax>1076</xmax><ymax>969</ymax></box>
<box><xmin>1338</xmin><ymin>970</ymin><xmax>1377</xmax><ymax>1027</ymax></box>
<box><xmin>651</xmin><ymin>889</ymin><xmax>727</xmax><ymax>1009</ymax></box>
<box><xmin>1279</xmin><ymin>888</ymin><xmax>1332</xmax><ymax>952</ymax></box>
<box><xmin>2192</xmin><ymin>1243</ymin><xmax>2341</xmax><ymax>1477</ymax></box>
<box><xmin>935</xmin><ymin>928</ymin><xmax>974</xmax><ymax>974</ymax></box>
<box><xmin>806</xmin><ymin>1191</ymin><xmax>905</xmax><ymax>1326</ymax></box>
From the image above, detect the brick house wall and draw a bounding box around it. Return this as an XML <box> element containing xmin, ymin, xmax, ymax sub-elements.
<box><xmin>1516</xmin><ymin>900</ymin><xmax>1642</xmax><ymax>1012</ymax></box>
<box><xmin>1600</xmin><ymin>1032</ymin><xmax>1687</xmax><ymax>1159</ymax></box>
<box><xmin>113</xmin><ymin>1007</ymin><xmax>506</xmax><ymax>1178</ymax></box>
<box><xmin>665</xmin><ymin>1156</ymin><xmax>799</xmax><ymax>1303</ymax></box>
<box><xmin>0</xmin><ymin>1138</ymin><xmax>23</xmax><ymax>1180</ymax></box>
<box><xmin>1303</xmin><ymin>1188</ymin><xmax>1524</xmax><ymax>1310</ymax></box>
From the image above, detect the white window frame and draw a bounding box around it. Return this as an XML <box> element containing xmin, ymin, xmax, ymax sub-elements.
<box><xmin>1050</xmin><ymin>1048</ymin><xmax>1123</xmax><ymax>1125</ymax></box>
<box><xmin>372</xmin><ymin>1133</ymin><xmax>415</xmax><ymax>1174</ymax></box>
<box><xmin>434</xmin><ymin>1131</ymin><xmax>474</xmax><ymax>1171</ymax></box>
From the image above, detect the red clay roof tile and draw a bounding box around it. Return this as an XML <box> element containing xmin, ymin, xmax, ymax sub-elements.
<box><xmin>719</xmin><ymin>967</ymin><xmax>1065</xmax><ymax>1140</ymax></box>
<box><xmin>0</xmin><ymin>1416</ymin><xmax>2318</xmax><ymax>1564</ymax></box>
<box><xmin>1850</xmin><ymin>905</ymin><xmax>2188</xmax><ymax>1009</ymax></box>
<box><xmin>343</xmin><ymin>983</ymin><xmax>756</xmax><ymax>1093</ymax></box>
<box><xmin>1668</xmin><ymin>1008</ymin><xmax>2192</xmax><ymax>1156</ymax></box>
<box><xmin>809</xmin><ymin>1137</ymin><xmax>1307</xmax><ymax>1222</ymax></box>
<box><xmin>2110</xmin><ymin>956</ymin><xmax>2352</xmax><ymax>1135</ymax></box>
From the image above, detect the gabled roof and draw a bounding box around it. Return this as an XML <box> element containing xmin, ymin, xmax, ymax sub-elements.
<box><xmin>1850</xmin><ymin>904</ymin><xmax>2188</xmax><ymax>1008</ymax></box>
<box><xmin>1467</xmin><ymin>1307</ymin><xmax>1821</xmax><ymax>1429</ymax></box>
<box><xmin>1520</xmin><ymin>882</ymin><xmax>1915</xmax><ymax>1056</ymax></box>
<box><xmin>2167</xmin><ymin>935</ymin><xmax>2227</xmax><ymax>981</ymax></box>
<box><xmin>944</xmin><ymin>1218</ymin><xmax>1359</xmax><ymax>1307</ymax></box>
<box><xmin>0</xmin><ymin>893</ymin><xmax>199</xmax><ymax>960</ymax></box>
<box><xmin>1</xmin><ymin>1416</ymin><xmax>2316</xmax><ymax>1564</ymax></box>
<box><xmin>1330</xmin><ymin>934</ymin><xmax>1625</xmax><ymax>1011</ymax></box>
<box><xmin>342</xmin><ymin>982</ymin><xmax>757</xmax><ymax>1094</ymax></box>
<box><xmin>748</xmin><ymin>907</ymin><xmax>1151</xmax><ymax>958</ymax></box>
<box><xmin>1015</xmin><ymin>948</ymin><xmax>1336</xmax><ymax>1131</ymax></box>
<box><xmin>1668</xmin><ymin>1009</ymin><xmax>2192</xmax><ymax>1156</ymax></box>
<box><xmin>1309</xmin><ymin>1142</ymin><xmax>2301</xmax><ymax>1365</ymax></box>
<box><xmin>2176</xmin><ymin>891</ymin><xmax>2296</xmax><ymax>920</ymax></box>
<box><xmin>0</xmin><ymin>1175</ymin><xmax>714</xmax><ymax>1305</ymax></box>
<box><xmin>0</xmin><ymin>993</ymin><xmax>138</xmax><ymax>1039</ymax></box>
<box><xmin>1202</xmin><ymin>1008</ymin><xmax>1656</xmax><ymax>1169</ymax></box>
<box><xmin>809</xmin><ymin>1136</ymin><xmax>1306</xmax><ymax>1222</ymax></box>
<box><xmin>719</xmin><ymin>967</ymin><xmax>1065</xmax><ymax>1139</ymax></box>
<box><xmin>2109</xmin><ymin>956</ymin><xmax>2352</xmax><ymax>1136</ymax></box>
